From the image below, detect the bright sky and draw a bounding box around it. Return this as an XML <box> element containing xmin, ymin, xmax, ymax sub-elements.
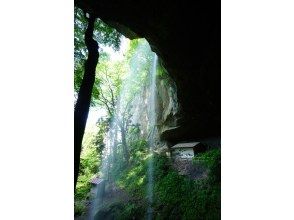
<box><xmin>100</xmin><ymin>37</ymin><xmax>130</xmax><ymax>61</ymax></box>
<box><xmin>86</xmin><ymin>107</ymin><xmax>107</xmax><ymax>130</ymax></box>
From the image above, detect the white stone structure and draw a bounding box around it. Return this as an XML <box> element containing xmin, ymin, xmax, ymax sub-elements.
<box><xmin>171</xmin><ymin>142</ymin><xmax>202</xmax><ymax>159</ymax></box>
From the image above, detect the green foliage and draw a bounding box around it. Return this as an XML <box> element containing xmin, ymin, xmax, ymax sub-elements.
<box><xmin>153</xmin><ymin>150</ymin><xmax>221</xmax><ymax>219</ymax></box>
<box><xmin>74</xmin><ymin>201</ymin><xmax>86</xmax><ymax>216</ymax></box>
<box><xmin>126</xmin><ymin>39</ymin><xmax>154</xmax><ymax>92</ymax></box>
<box><xmin>74</xmin><ymin>7</ymin><xmax>121</xmax><ymax>62</ymax></box>
<box><xmin>93</xmin><ymin>56</ymin><xmax>128</xmax><ymax>114</ymax></box>
<box><xmin>93</xmin><ymin>118</ymin><xmax>109</xmax><ymax>154</ymax></box>
<box><xmin>111</xmin><ymin>147</ymin><xmax>221</xmax><ymax>219</ymax></box>
<box><xmin>95</xmin><ymin>200</ymin><xmax>146</xmax><ymax>220</ymax></box>
<box><xmin>156</xmin><ymin>61</ymin><xmax>168</xmax><ymax>79</ymax></box>
<box><xmin>116</xmin><ymin>203</ymin><xmax>138</xmax><ymax>220</ymax></box>
<box><xmin>75</xmin><ymin>144</ymin><xmax>98</xmax><ymax>200</ymax></box>
<box><xmin>193</xmin><ymin>148</ymin><xmax>220</xmax><ymax>168</ymax></box>
<box><xmin>193</xmin><ymin>148</ymin><xmax>221</xmax><ymax>184</ymax></box>
<box><xmin>75</xmin><ymin>124</ymin><xmax>104</xmax><ymax>215</ymax></box>
<box><xmin>154</xmin><ymin>172</ymin><xmax>220</xmax><ymax>219</ymax></box>
<box><xmin>91</xmin><ymin>39</ymin><xmax>157</xmax><ymax>168</ymax></box>
<box><xmin>74</xmin><ymin>6</ymin><xmax>122</xmax><ymax>95</ymax></box>
<box><xmin>74</xmin><ymin>18</ymin><xmax>221</xmax><ymax>217</ymax></box>
<box><xmin>109</xmin><ymin>139</ymin><xmax>147</xmax><ymax>199</ymax></box>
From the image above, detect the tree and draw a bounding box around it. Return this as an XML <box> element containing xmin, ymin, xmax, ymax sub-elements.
<box><xmin>74</xmin><ymin>7</ymin><xmax>121</xmax><ymax>96</ymax></box>
<box><xmin>93</xmin><ymin>57</ymin><xmax>127</xmax><ymax>164</ymax></box>
<box><xmin>94</xmin><ymin>57</ymin><xmax>126</xmax><ymax>116</ymax></box>
<box><xmin>74</xmin><ymin>13</ymin><xmax>99</xmax><ymax>190</ymax></box>
<box><xmin>93</xmin><ymin>39</ymin><xmax>155</xmax><ymax>166</ymax></box>
<box><xmin>74</xmin><ymin>7</ymin><xmax>122</xmax><ymax>189</ymax></box>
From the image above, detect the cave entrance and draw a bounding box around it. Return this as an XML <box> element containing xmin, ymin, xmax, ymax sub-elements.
<box><xmin>75</xmin><ymin>9</ymin><xmax>179</xmax><ymax>218</ymax></box>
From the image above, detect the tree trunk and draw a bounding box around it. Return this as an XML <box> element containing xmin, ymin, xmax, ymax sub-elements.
<box><xmin>74</xmin><ymin>15</ymin><xmax>99</xmax><ymax>190</ymax></box>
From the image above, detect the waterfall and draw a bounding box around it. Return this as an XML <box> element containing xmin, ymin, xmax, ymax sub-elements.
<box><xmin>147</xmin><ymin>53</ymin><xmax>157</xmax><ymax>220</ymax></box>
<box><xmin>88</xmin><ymin>39</ymin><xmax>159</xmax><ymax>219</ymax></box>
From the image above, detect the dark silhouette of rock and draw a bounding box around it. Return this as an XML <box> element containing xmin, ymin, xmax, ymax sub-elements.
<box><xmin>75</xmin><ymin>0</ymin><xmax>220</xmax><ymax>144</ymax></box>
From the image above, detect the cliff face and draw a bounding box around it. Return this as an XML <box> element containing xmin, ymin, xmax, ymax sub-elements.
<box><xmin>76</xmin><ymin>0</ymin><xmax>220</xmax><ymax>144</ymax></box>
<box><xmin>156</xmin><ymin>73</ymin><xmax>180</xmax><ymax>142</ymax></box>
<box><xmin>128</xmin><ymin>67</ymin><xmax>180</xmax><ymax>147</ymax></box>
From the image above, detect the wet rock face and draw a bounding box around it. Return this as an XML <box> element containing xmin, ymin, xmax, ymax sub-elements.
<box><xmin>156</xmin><ymin>75</ymin><xmax>180</xmax><ymax>141</ymax></box>
<box><xmin>129</xmin><ymin>73</ymin><xmax>179</xmax><ymax>146</ymax></box>
<box><xmin>76</xmin><ymin>0</ymin><xmax>221</xmax><ymax>143</ymax></box>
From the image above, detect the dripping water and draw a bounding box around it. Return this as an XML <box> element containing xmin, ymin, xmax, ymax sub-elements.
<box><xmin>147</xmin><ymin>53</ymin><xmax>157</xmax><ymax>220</ymax></box>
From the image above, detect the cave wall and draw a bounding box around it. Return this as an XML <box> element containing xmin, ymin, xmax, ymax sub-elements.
<box><xmin>76</xmin><ymin>0</ymin><xmax>221</xmax><ymax>144</ymax></box>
